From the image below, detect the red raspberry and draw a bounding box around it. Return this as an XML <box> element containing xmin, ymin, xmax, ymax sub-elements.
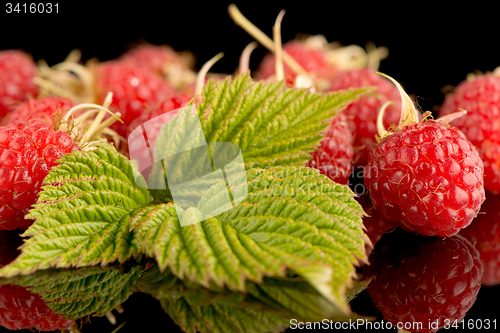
<box><xmin>0</xmin><ymin>285</ymin><xmax>75</xmax><ymax>331</ymax></box>
<box><xmin>365</xmin><ymin>120</ymin><xmax>485</xmax><ymax>237</ymax></box>
<box><xmin>306</xmin><ymin>113</ymin><xmax>354</xmax><ymax>184</ymax></box>
<box><xmin>0</xmin><ymin>50</ymin><xmax>39</xmax><ymax>119</ymax></box>
<box><xmin>3</xmin><ymin>96</ymin><xmax>76</xmax><ymax>126</ymax></box>
<box><xmin>119</xmin><ymin>43</ymin><xmax>194</xmax><ymax>77</ymax></box>
<box><xmin>256</xmin><ymin>40</ymin><xmax>338</xmax><ymax>85</ymax></box>
<box><xmin>329</xmin><ymin>68</ymin><xmax>401</xmax><ymax>166</ymax></box>
<box><xmin>95</xmin><ymin>61</ymin><xmax>175</xmax><ymax>137</ymax></box>
<box><xmin>363</xmin><ymin>230</ymin><xmax>483</xmax><ymax>333</ymax></box>
<box><xmin>0</xmin><ymin>230</ymin><xmax>75</xmax><ymax>331</ymax></box>
<box><xmin>459</xmin><ymin>192</ymin><xmax>500</xmax><ymax>286</ymax></box>
<box><xmin>127</xmin><ymin>93</ymin><xmax>193</xmax><ymax>180</ymax></box>
<box><xmin>438</xmin><ymin>73</ymin><xmax>500</xmax><ymax>193</ymax></box>
<box><xmin>356</xmin><ymin>194</ymin><xmax>393</xmax><ymax>257</ymax></box>
<box><xmin>0</xmin><ymin>120</ymin><xmax>78</xmax><ymax>230</ymax></box>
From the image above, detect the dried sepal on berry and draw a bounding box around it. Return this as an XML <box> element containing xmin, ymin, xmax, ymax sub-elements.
<box><xmin>34</xmin><ymin>50</ymin><xmax>96</xmax><ymax>105</ymax></box>
<box><xmin>365</xmin><ymin>73</ymin><xmax>485</xmax><ymax>237</ymax></box>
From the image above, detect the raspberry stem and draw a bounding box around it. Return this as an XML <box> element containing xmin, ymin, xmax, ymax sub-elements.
<box><xmin>195</xmin><ymin>52</ymin><xmax>224</xmax><ymax>96</ymax></box>
<box><xmin>273</xmin><ymin>10</ymin><xmax>286</xmax><ymax>82</ymax></box>
<box><xmin>228</xmin><ymin>4</ymin><xmax>309</xmax><ymax>76</ymax></box>
<box><xmin>239</xmin><ymin>41</ymin><xmax>258</xmax><ymax>74</ymax></box>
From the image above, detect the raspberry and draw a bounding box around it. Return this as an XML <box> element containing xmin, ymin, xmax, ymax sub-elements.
<box><xmin>119</xmin><ymin>43</ymin><xmax>194</xmax><ymax>77</ymax></box>
<box><xmin>256</xmin><ymin>40</ymin><xmax>338</xmax><ymax>85</ymax></box>
<box><xmin>459</xmin><ymin>192</ymin><xmax>500</xmax><ymax>286</ymax></box>
<box><xmin>3</xmin><ymin>96</ymin><xmax>76</xmax><ymax>126</ymax></box>
<box><xmin>329</xmin><ymin>68</ymin><xmax>401</xmax><ymax>166</ymax></box>
<box><xmin>0</xmin><ymin>286</ymin><xmax>75</xmax><ymax>331</ymax></box>
<box><xmin>363</xmin><ymin>229</ymin><xmax>483</xmax><ymax>333</ymax></box>
<box><xmin>306</xmin><ymin>113</ymin><xmax>354</xmax><ymax>184</ymax></box>
<box><xmin>95</xmin><ymin>61</ymin><xmax>176</xmax><ymax>137</ymax></box>
<box><xmin>438</xmin><ymin>73</ymin><xmax>500</xmax><ymax>193</ymax></box>
<box><xmin>127</xmin><ymin>93</ymin><xmax>193</xmax><ymax>180</ymax></box>
<box><xmin>0</xmin><ymin>50</ymin><xmax>39</xmax><ymax>119</ymax></box>
<box><xmin>0</xmin><ymin>120</ymin><xmax>78</xmax><ymax>230</ymax></box>
<box><xmin>365</xmin><ymin>120</ymin><xmax>485</xmax><ymax>236</ymax></box>
<box><xmin>356</xmin><ymin>194</ymin><xmax>393</xmax><ymax>257</ymax></box>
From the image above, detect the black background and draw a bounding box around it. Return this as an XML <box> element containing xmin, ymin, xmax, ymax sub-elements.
<box><xmin>1</xmin><ymin>1</ymin><xmax>500</xmax><ymax>332</ymax></box>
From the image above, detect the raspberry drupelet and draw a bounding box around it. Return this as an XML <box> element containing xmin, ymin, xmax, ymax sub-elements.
<box><xmin>0</xmin><ymin>95</ymin><xmax>121</xmax><ymax>231</ymax></box>
<box><xmin>0</xmin><ymin>230</ymin><xmax>75</xmax><ymax>331</ymax></box>
<box><xmin>459</xmin><ymin>192</ymin><xmax>500</xmax><ymax>286</ymax></box>
<box><xmin>95</xmin><ymin>61</ymin><xmax>175</xmax><ymax>138</ymax></box>
<box><xmin>364</xmin><ymin>74</ymin><xmax>485</xmax><ymax>237</ymax></box>
<box><xmin>438</xmin><ymin>72</ymin><xmax>500</xmax><ymax>193</ymax></box>
<box><xmin>0</xmin><ymin>120</ymin><xmax>78</xmax><ymax>230</ymax></box>
<box><xmin>329</xmin><ymin>68</ymin><xmax>401</xmax><ymax>166</ymax></box>
<box><xmin>3</xmin><ymin>96</ymin><xmax>76</xmax><ymax>126</ymax></box>
<box><xmin>306</xmin><ymin>112</ymin><xmax>354</xmax><ymax>184</ymax></box>
<box><xmin>0</xmin><ymin>50</ymin><xmax>39</xmax><ymax>119</ymax></box>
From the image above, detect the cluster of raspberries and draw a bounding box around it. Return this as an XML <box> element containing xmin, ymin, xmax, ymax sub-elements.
<box><xmin>0</xmin><ymin>35</ymin><xmax>498</xmax><ymax>332</ymax></box>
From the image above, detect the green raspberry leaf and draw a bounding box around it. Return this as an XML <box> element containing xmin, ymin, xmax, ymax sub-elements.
<box><xmin>132</xmin><ymin>166</ymin><xmax>368</xmax><ymax>316</ymax></box>
<box><xmin>0</xmin><ymin>143</ymin><xmax>150</xmax><ymax>278</ymax></box>
<box><xmin>147</xmin><ymin>73</ymin><xmax>369</xmax><ymax>204</ymax></box>
<box><xmin>0</xmin><ymin>265</ymin><xmax>143</xmax><ymax>320</ymax></box>
<box><xmin>197</xmin><ymin>74</ymin><xmax>369</xmax><ymax>169</ymax></box>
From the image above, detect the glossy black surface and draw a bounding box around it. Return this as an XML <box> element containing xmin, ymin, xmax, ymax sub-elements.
<box><xmin>1</xmin><ymin>2</ymin><xmax>500</xmax><ymax>332</ymax></box>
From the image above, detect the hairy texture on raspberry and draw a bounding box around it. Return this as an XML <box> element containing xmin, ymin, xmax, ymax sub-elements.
<box><xmin>0</xmin><ymin>120</ymin><xmax>78</xmax><ymax>230</ymax></box>
<box><xmin>256</xmin><ymin>40</ymin><xmax>338</xmax><ymax>84</ymax></box>
<box><xmin>459</xmin><ymin>192</ymin><xmax>500</xmax><ymax>286</ymax></box>
<box><xmin>329</xmin><ymin>68</ymin><xmax>401</xmax><ymax>166</ymax></box>
<box><xmin>0</xmin><ymin>285</ymin><xmax>75</xmax><ymax>331</ymax></box>
<box><xmin>0</xmin><ymin>50</ymin><xmax>39</xmax><ymax>119</ymax></box>
<box><xmin>439</xmin><ymin>74</ymin><xmax>500</xmax><ymax>193</ymax></box>
<box><xmin>127</xmin><ymin>94</ymin><xmax>193</xmax><ymax>180</ymax></box>
<box><xmin>356</xmin><ymin>194</ymin><xmax>393</xmax><ymax>257</ymax></box>
<box><xmin>95</xmin><ymin>61</ymin><xmax>175</xmax><ymax>137</ymax></box>
<box><xmin>3</xmin><ymin>96</ymin><xmax>76</xmax><ymax>126</ymax></box>
<box><xmin>363</xmin><ymin>230</ymin><xmax>483</xmax><ymax>333</ymax></box>
<box><xmin>119</xmin><ymin>43</ymin><xmax>194</xmax><ymax>77</ymax></box>
<box><xmin>306</xmin><ymin>113</ymin><xmax>354</xmax><ymax>184</ymax></box>
<box><xmin>364</xmin><ymin>121</ymin><xmax>485</xmax><ymax>237</ymax></box>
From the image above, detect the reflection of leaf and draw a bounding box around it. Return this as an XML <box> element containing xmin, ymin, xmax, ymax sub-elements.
<box><xmin>135</xmin><ymin>264</ymin><xmax>374</xmax><ymax>333</ymax></box>
<box><xmin>346</xmin><ymin>275</ymin><xmax>372</xmax><ymax>302</ymax></box>
<box><xmin>0</xmin><ymin>265</ymin><xmax>143</xmax><ymax>319</ymax></box>
<box><xmin>131</xmin><ymin>166</ymin><xmax>368</xmax><ymax>316</ymax></box>
<box><xmin>0</xmin><ymin>143</ymin><xmax>149</xmax><ymax>278</ymax></box>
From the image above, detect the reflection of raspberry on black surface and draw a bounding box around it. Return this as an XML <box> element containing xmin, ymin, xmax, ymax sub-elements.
<box><xmin>0</xmin><ymin>230</ymin><xmax>75</xmax><ymax>331</ymax></box>
<box><xmin>363</xmin><ymin>229</ymin><xmax>483</xmax><ymax>333</ymax></box>
<box><xmin>459</xmin><ymin>192</ymin><xmax>500</xmax><ymax>286</ymax></box>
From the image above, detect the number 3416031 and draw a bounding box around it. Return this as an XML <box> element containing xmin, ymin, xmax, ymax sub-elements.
<box><xmin>6</xmin><ymin>3</ymin><xmax>58</xmax><ymax>14</ymax></box>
